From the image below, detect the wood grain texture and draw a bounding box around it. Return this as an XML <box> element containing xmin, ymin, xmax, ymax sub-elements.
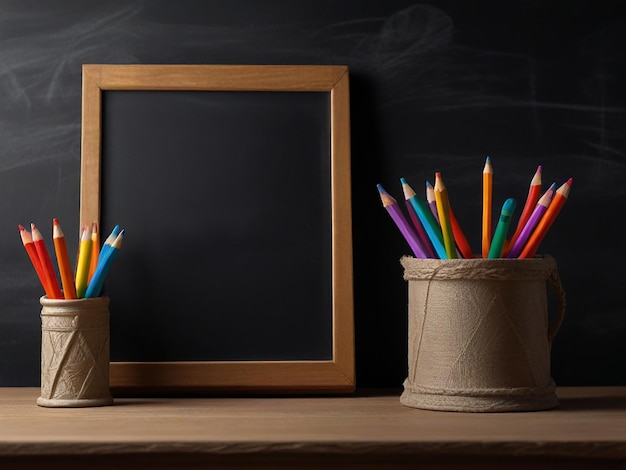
<box><xmin>0</xmin><ymin>387</ymin><xmax>624</xmax><ymax>469</ymax></box>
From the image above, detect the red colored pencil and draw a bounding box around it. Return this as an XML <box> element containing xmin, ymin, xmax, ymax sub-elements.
<box><xmin>503</xmin><ymin>165</ymin><xmax>542</xmax><ymax>256</ymax></box>
<box><xmin>31</xmin><ymin>223</ymin><xmax>63</xmax><ymax>299</ymax></box>
<box><xmin>18</xmin><ymin>225</ymin><xmax>53</xmax><ymax>297</ymax></box>
<box><xmin>448</xmin><ymin>208</ymin><xmax>475</xmax><ymax>259</ymax></box>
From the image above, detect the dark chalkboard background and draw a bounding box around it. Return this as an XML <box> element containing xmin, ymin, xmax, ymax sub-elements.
<box><xmin>1</xmin><ymin>0</ymin><xmax>625</xmax><ymax>387</ymax></box>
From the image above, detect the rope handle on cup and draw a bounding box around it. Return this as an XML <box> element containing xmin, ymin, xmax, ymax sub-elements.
<box><xmin>545</xmin><ymin>255</ymin><xmax>566</xmax><ymax>345</ymax></box>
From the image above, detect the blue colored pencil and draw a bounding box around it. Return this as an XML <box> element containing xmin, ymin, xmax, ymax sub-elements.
<box><xmin>85</xmin><ymin>230</ymin><xmax>124</xmax><ymax>298</ymax></box>
<box><xmin>97</xmin><ymin>224</ymin><xmax>120</xmax><ymax>268</ymax></box>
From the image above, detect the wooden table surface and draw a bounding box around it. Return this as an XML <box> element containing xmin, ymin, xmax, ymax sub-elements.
<box><xmin>0</xmin><ymin>387</ymin><xmax>625</xmax><ymax>469</ymax></box>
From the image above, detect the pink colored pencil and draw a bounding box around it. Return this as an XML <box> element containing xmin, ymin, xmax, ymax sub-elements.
<box><xmin>404</xmin><ymin>200</ymin><xmax>436</xmax><ymax>258</ymax></box>
<box><xmin>425</xmin><ymin>181</ymin><xmax>440</xmax><ymax>223</ymax></box>
<box><xmin>507</xmin><ymin>183</ymin><xmax>555</xmax><ymax>258</ymax></box>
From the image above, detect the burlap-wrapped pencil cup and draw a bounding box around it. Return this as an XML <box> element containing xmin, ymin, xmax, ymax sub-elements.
<box><xmin>400</xmin><ymin>255</ymin><xmax>565</xmax><ymax>412</ymax></box>
<box><xmin>37</xmin><ymin>296</ymin><xmax>113</xmax><ymax>407</ymax></box>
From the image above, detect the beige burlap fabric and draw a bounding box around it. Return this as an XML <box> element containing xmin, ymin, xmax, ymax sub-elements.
<box><xmin>400</xmin><ymin>255</ymin><xmax>565</xmax><ymax>412</ymax></box>
<box><xmin>38</xmin><ymin>296</ymin><xmax>113</xmax><ymax>408</ymax></box>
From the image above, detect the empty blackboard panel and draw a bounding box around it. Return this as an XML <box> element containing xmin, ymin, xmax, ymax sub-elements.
<box><xmin>80</xmin><ymin>64</ymin><xmax>354</xmax><ymax>394</ymax></box>
<box><xmin>102</xmin><ymin>90</ymin><xmax>333</xmax><ymax>361</ymax></box>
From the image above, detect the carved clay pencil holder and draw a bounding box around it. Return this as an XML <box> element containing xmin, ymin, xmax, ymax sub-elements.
<box><xmin>37</xmin><ymin>296</ymin><xmax>113</xmax><ymax>407</ymax></box>
<box><xmin>400</xmin><ymin>255</ymin><xmax>565</xmax><ymax>412</ymax></box>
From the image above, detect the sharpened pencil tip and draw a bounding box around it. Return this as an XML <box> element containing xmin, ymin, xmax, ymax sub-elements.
<box><xmin>400</xmin><ymin>177</ymin><xmax>407</xmax><ymax>185</ymax></box>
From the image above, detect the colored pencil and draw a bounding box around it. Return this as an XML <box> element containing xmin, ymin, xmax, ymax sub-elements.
<box><xmin>88</xmin><ymin>221</ymin><xmax>100</xmax><ymax>282</ymax></box>
<box><xmin>400</xmin><ymin>178</ymin><xmax>447</xmax><ymax>259</ymax></box>
<box><xmin>447</xmin><ymin>210</ymin><xmax>474</xmax><ymax>259</ymax></box>
<box><xmin>97</xmin><ymin>224</ymin><xmax>121</xmax><ymax>267</ymax></box>
<box><xmin>404</xmin><ymin>199</ymin><xmax>436</xmax><ymax>258</ymax></box>
<box><xmin>518</xmin><ymin>178</ymin><xmax>572</xmax><ymax>259</ymax></box>
<box><xmin>507</xmin><ymin>183</ymin><xmax>555</xmax><ymax>259</ymax></box>
<box><xmin>85</xmin><ymin>230</ymin><xmax>124</xmax><ymax>298</ymax></box>
<box><xmin>30</xmin><ymin>223</ymin><xmax>62</xmax><ymax>299</ymax></box>
<box><xmin>503</xmin><ymin>165</ymin><xmax>542</xmax><ymax>256</ymax></box>
<box><xmin>441</xmin><ymin>179</ymin><xmax>475</xmax><ymax>259</ymax></box>
<box><xmin>482</xmin><ymin>156</ymin><xmax>493</xmax><ymax>258</ymax></box>
<box><xmin>487</xmin><ymin>198</ymin><xmax>517</xmax><ymax>258</ymax></box>
<box><xmin>377</xmin><ymin>184</ymin><xmax>428</xmax><ymax>258</ymax></box>
<box><xmin>433</xmin><ymin>172</ymin><xmax>457</xmax><ymax>259</ymax></box>
<box><xmin>75</xmin><ymin>224</ymin><xmax>93</xmax><ymax>298</ymax></box>
<box><xmin>52</xmin><ymin>219</ymin><xmax>77</xmax><ymax>299</ymax></box>
<box><xmin>425</xmin><ymin>181</ymin><xmax>440</xmax><ymax>223</ymax></box>
<box><xmin>18</xmin><ymin>225</ymin><xmax>53</xmax><ymax>298</ymax></box>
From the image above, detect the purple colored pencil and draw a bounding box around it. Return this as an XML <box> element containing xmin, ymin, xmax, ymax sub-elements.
<box><xmin>425</xmin><ymin>181</ymin><xmax>440</xmax><ymax>223</ymax></box>
<box><xmin>377</xmin><ymin>184</ymin><xmax>428</xmax><ymax>258</ymax></box>
<box><xmin>506</xmin><ymin>183</ymin><xmax>556</xmax><ymax>258</ymax></box>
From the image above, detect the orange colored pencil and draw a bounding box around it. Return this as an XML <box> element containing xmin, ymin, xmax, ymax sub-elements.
<box><xmin>482</xmin><ymin>156</ymin><xmax>493</xmax><ymax>258</ymax></box>
<box><xmin>88</xmin><ymin>221</ymin><xmax>100</xmax><ymax>282</ymax></box>
<box><xmin>503</xmin><ymin>165</ymin><xmax>542</xmax><ymax>256</ymax></box>
<box><xmin>31</xmin><ymin>223</ymin><xmax>63</xmax><ymax>299</ymax></box>
<box><xmin>518</xmin><ymin>178</ymin><xmax>572</xmax><ymax>258</ymax></box>
<box><xmin>53</xmin><ymin>218</ymin><xmax>77</xmax><ymax>299</ymax></box>
<box><xmin>18</xmin><ymin>225</ymin><xmax>53</xmax><ymax>297</ymax></box>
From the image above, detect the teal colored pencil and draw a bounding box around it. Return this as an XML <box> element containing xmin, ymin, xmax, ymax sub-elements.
<box><xmin>85</xmin><ymin>230</ymin><xmax>124</xmax><ymax>298</ymax></box>
<box><xmin>487</xmin><ymin>198</ymin><xmax>516</xmax><ymax>258</ymax></box>
<box><xmin>400</xmin><ymin>178</ymin><xmax>447</xmax><ymax>259</ymax></box>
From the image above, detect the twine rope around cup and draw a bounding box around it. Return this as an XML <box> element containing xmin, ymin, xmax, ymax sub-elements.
<box><xmin>401</xmin><ymin>255</ymin><xmax>566</xmax><ymax>346</ymax></box>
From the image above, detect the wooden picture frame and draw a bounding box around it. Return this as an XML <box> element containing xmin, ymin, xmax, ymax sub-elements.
<box><xmin>80</xmin><ymin>64</ymin><xmax>354</xmax><ymax>394</ymax></box>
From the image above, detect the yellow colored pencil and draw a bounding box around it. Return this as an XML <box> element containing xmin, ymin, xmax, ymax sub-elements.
<box><xmin>75</xmin><ymin>224</ymin><xmax>93</xmax><ymax>298</ymax></box>
<box><xmin>434</xmin><ymin>172</ymin><xmax>457</xmax><ymax>259</ymax></box>
<box><xmin>482</xmin><ymin>156</ymin><xmax>493</xmax><ymax>258</ymax></box>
